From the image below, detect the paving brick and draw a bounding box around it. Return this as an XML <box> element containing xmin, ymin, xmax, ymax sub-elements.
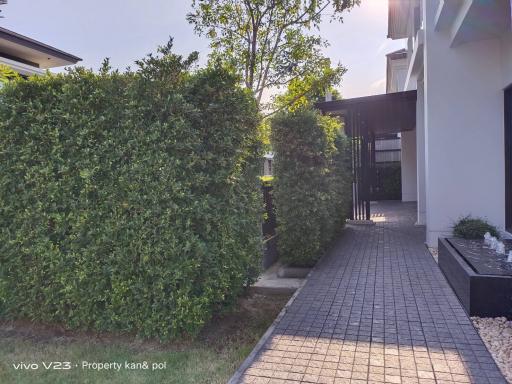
<box><xmin>234</xmin><ymin>202</ymin><xmax>505</xmax><ymax>384</ymax></box>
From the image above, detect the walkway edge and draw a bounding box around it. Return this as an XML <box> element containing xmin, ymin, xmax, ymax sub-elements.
<box><xmin>227</xmin><ymin>269</ymin><xmax>312</xmax><ymax>384</ymax></box>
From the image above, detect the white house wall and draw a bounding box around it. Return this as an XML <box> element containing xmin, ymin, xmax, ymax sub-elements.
<box><xmin>500</xmin><ymin>32</ymin><xmax>512</xmax><ymax>87</ymax></box>
<box><xmin>0</xmin><ymin>56</ymin><xmax>44</xmax><ymax>76</ymax></box>
<box><xmin>416</xmin><ymin>78</ymin><xmax>426</xmax><ymax>225</ymax></box>
<box><xmin>422</xmin><ymin>0</ymin><xmax>506</xmax><ymax>246</ymax></box>
<box><xmin>388</xmin><ymin>57</ymin><xmax>408</xmax><ymax>93</ymax></box>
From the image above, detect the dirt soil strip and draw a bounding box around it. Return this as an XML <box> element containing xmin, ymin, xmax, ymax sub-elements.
<box><xmin>227</xmin><ymin>269</ymin><xmax>311</xmax><ymax>384</ymax></box>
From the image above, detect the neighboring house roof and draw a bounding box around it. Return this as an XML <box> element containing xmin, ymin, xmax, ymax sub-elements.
<box><xmin>0</xmin><ymin>26</ymin><xmax>81</xmax><ymax>69</ymax></box>
<box><xmin>386</xmin><ymin>48</ymin><xmax>407</xmax><ymax>60</ymax></box>
<box><xmin>386</xmin><ymin>49</ymin><xmax>407</xmax><ymax>94</ymax></box>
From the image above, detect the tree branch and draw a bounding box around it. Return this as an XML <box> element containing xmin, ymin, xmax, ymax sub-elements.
<box><xmin>263</xmin><ymin>81</ymin><xmax>321</xmax><ymax>119</ymax></box>
<box><xmin>255</xmin><ymin>0</ymin><xmax>276</xmax><ymax>94</ymax></box>
<box><xmin>256</xmin><ymin>26</ymin><xmax>284</xmax><ymax>104</ymax></box>
<box><xmin>283</xmin><ymin>1</ymin><xmax>332</xmax><ymax>29</ymax></box>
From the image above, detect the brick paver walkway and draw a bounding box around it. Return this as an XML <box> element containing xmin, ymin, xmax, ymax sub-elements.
<box><xmin>236</xmin><ymin>202</ymin><xmax>506</xmax><ymax>384</ymax></box>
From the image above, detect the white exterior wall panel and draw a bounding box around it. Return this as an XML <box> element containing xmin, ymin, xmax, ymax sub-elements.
<box><xmin>416</xmin><ymin>79</ymin><xmax>426</xmax><ymax>225</ymax></box>
<box><xmin>423</xmin><ymin>0</ymin><xmax>506</xmax><ymax>245</ymax></box>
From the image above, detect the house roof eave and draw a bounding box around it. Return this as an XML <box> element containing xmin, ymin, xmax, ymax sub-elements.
<box><xmin>0</xmin><ymin>27</ymin><xmax>82</xmax><ymax>68</ymax></box>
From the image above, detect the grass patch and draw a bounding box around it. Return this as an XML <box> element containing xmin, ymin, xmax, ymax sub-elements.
<box><xmin>0</xmin><ymin>293</ymin><xmax>290</xmax><ymax>384</ymax></box>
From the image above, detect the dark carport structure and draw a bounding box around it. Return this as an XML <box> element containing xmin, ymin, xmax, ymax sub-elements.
<box><xmin>316</xmin><ymin>90</ymin><xmax>417</xmax><ymax>220</ymax></box>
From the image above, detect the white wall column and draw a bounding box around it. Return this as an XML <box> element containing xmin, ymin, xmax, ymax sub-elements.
<box><xmin>416</xmin><ymin>78</ymin><xmax>426</xmax><ymax>225</ymax></box>
<box><xmin>423</xmin><ymin>0</ymin><xmax>505</xmax><ymax>246</ymax></box>
<box><xmin>401</xmin><ymin>130</ymin><xmax>417</xmax><ymax>202</ymax></box>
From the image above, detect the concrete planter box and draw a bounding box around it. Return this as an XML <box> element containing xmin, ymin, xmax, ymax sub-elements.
<box><xmin>277</xmin><ymin>265</ymin><xmax>312</xmax><ymax>278</ymax></box>
<box><xmin>438</xmin><ymin>238</ymin><xmax>512</xmax><ymax>319</ymax></box>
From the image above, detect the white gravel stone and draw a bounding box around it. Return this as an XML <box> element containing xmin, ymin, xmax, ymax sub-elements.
<box><xmin>472</xmin><ymin>316</ymin><xmax>512</xmax><ymax>383</ymax></box>
<box><xmin>428</xmin><ymin>246</ymin><xmax>511</xmax><ymax>382</ymax></box>
<box><xmin>428</xmin><ymin>247</ymin><xmax>438</xmax><ymax>263</ymax></box>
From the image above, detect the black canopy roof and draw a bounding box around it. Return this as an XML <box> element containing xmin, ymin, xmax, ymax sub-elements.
<box><xmin>316</xmin><ymin>90</ymin><xmax>417</xmax><ymax>136</ymax></box>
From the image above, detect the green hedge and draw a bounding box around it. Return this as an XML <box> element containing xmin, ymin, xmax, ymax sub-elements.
<box><xmin>270</xmin><ymin>108</ymin><xmax>351</xmax><ymax>267</ymax></box>
<box><xmin>0</xmin><ymin>45</ymin><xmax>262</xmax><ymax>339</ymax></box>
<box><xmin>453</xmin><ymin>216</ymin><xmax>500</xmax><ymax>239</ymax></box>
<box><xmin>372</xmin><ymin>163</ymin><xmax>401</xmax><ymax>201</ymax></box>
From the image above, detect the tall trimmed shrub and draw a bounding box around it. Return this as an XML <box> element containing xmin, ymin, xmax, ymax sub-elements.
<box><xmin>271</xmin><ymin>108</ymin><xmax>351</xmax><ymax>267</ymax></box>
<box><xmin>0</xmin><ymin>44</ymin><xmax>262</xmax><ymax>339</ymax></box>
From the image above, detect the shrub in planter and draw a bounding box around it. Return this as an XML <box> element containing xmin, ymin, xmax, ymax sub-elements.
<box><xmin>453</xmin><ymin>216</ymin><xmax>500</xmax><ymax>239</ymax></box>
<box><xmin>0</xmin><ymin>44</ymin><xmax>262</xmax><ymax>339</ymax></box>
<box><xmin>372</xmin><ymin>163</ymin><xmax>401</xmax><ymax>201</ymax></box>
<box><xmin>270</xmin><ymin>108</ymin><xmax>351</xmax><ymax>267</ymax></box>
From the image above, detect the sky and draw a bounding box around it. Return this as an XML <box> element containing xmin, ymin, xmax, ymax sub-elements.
<box><xmin>0</xmin><ymin>0</ymin><xmax>405</xmax><ymax>98</ymax></box>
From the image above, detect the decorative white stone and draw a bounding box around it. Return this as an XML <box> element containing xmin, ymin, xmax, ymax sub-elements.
<box><xmin>496</xmin><ymin>241</ymin><xmax>506</xmax><ymax>255</ymax></box>
<box><xmin>472</xmin><ymin>316</ymin><xmax>512</xmax><ymax>383</ymax></box>
<box><xmin>484</xmin><ymin>232</ymin><xmax>492</xmax><ymax>245</ymax></box>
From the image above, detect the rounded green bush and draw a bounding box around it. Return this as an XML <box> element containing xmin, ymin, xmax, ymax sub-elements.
<box><xmin>0</xmin><ymin>45</ymin><xmax>262</xmax><ymax>339</ymax></box>
<box><xmin>270</xmin><ymin>108</ymin><xmax>351</xmax><ymax>267</ymax></box>
<box><xmin>453</xmin><ymin>216</ymin><xmax>500</xmax><ymax>239</ymax></box>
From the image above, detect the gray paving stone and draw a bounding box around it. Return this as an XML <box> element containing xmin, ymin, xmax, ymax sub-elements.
<box><xmin>236</xmin><ymin>202</ymin><xmax>505</xmax><ymax>384</ymax></box>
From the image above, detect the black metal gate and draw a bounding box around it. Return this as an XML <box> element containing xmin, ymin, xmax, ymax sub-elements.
<box><xmin>348</xmin><ymin>109</ymin><xmax>375</xmax><ymax>221</ymax></box>
<box><xmin>317</xmin><ymin>90</ymin><xmax>417</xmax><ymax>222</ymax></box>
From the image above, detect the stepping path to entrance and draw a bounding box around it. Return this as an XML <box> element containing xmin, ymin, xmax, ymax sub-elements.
<box><xmin>233</xmin><ymin>202</ymin><xmax>506</xmax><ymax>384</ymax></box>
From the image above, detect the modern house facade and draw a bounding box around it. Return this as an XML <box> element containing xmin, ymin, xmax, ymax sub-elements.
<box><xmin>319</xmin><ymin>1</ymin><xmax>512</xmax><ymax>246</ymax></box>
<box><xmin>0</xmin><ymin>26</ymin><xmax>81</xmax><ymax>76</ymax></box>
<box><xmin>386</xmin><ymin>0</ymin><xmax>512</xmax><ymax>246</ymax></box>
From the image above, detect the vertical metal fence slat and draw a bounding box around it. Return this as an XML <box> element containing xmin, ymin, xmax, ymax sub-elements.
<box><xmin>347</xmin><ymin>107</ymin><xmax>372</xmax><ymax>221</ymax></box>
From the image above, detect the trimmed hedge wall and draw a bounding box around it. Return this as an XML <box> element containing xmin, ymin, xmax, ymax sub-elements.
<box><xmin>270</xmin><ymin>108</ymin><xmax>351</xmax><ymax>267</ymax></box>
<box><xmin>0</xmin><ymin>47</ymin><xmax>262</xmax><ymax>339</ymax></box>
<box><xmin>372</xmin><ymin>163</ymin><xmax>401</xmax><ymax>201</ymax></box>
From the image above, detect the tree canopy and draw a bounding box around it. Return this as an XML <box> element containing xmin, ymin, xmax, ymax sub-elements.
<box><xmin>187</xmin><ymin>0</ymin><xmax>359</xmax><ymax>110</ymax></box>
<box><xmin>273</xmin><ymin>61</ymin><xmax>344</xmax><ymax>112</ymax></box>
